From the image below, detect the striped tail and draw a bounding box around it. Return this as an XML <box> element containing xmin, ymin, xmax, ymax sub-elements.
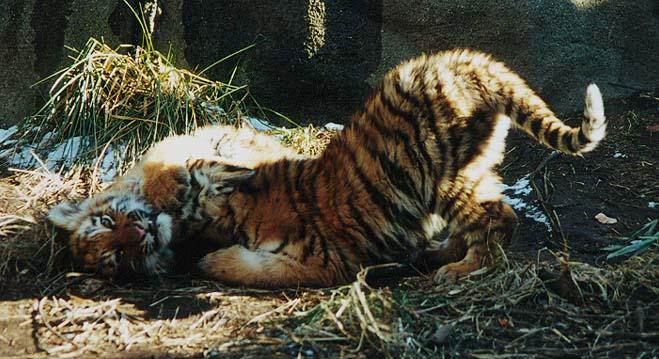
<box><xmin>509</xmin><ymin>84</ymin><xmax>606</xmax><ymax>155</ymax></box>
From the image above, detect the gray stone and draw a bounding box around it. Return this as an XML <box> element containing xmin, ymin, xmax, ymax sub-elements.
<box><xmin>0</xmin><ymin>0</ymin><xmax>38</xmax><ymax>126</ymax></box>
<box><xmin>0</xmin><ymin>0</ymin><xmax>657</xmax><ymax>127</ymax></box>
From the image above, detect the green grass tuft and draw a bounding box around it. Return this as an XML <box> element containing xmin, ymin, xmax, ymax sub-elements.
<box><xmin>21</xmin><ymin>37</ymin><xmax>251</xmax><ymax>173</ymax></box>
<box><xmin>604</xmin><ymin>219</ymin><xmax>659</xmax><ymax>259</ymax></box>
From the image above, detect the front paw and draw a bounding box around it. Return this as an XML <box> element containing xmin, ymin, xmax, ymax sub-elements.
<box><xmin>186</xmin><ymin>158</ymin><xmax>224</xmax><ymax>181</ymax></box>
<box><xmin>433</xmin><ymin>261</ymin><xmax>479</xmax><ymax>285</ymax></box>
<box><xmin>143</xmin><ymin>164</ymin><xmax>191</xmax><ymax>212</ymax></box>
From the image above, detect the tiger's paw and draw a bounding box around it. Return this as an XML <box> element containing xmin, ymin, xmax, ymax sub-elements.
<box><xmin>143</xmin><ymin>164</ymin><xmax>191</xmax><ymax>212</ymax></box>
<box><xmin>186</xmin><ymin>158</ymin><xmax>225</xmax><ymax>183</ymax></box>
<box><xmin>433</xmin><ymin>261</ymin><xmax>480</xmax><ymax>285</ymax></box>
<box><xmin>186</xmin><ymin>158</ymin><xmax>255</xmax><ymax>195</ymax></box>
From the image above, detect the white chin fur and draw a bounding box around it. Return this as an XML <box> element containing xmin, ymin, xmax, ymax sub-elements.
<box><xmin>135</xmin><ymin>212</ymin><xmax>174</xmax><ymax>275</ymax></box>
<box><xmin>155</xmin><ymin>212</ymin><xmax>173</xmax><ymax>249</ymax></box>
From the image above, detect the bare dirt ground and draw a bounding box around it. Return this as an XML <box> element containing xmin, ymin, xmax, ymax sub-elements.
<box><xmin>0</xmin><ymin>92</ymin><xmax>657</xmax><ymax>358</ymax></box>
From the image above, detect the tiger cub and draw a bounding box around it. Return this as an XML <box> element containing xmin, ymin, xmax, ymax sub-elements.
<box><xmin>48</xmin><ymin>125</ymin><xmax>302</xmax><ymax>277</ymax></box>
<box><xmin>185</xmin><ymin>49</ymin><xmax>606</xmax><ymax>288</ymax></box>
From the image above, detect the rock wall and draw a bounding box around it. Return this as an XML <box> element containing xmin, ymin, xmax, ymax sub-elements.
<box><xmin>1</xmin><ymin>0</ymin><xmax>657</xmax><ymax>126</ymax></box>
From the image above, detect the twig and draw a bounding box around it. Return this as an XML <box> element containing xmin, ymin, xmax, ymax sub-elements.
<box><xmin>529</xmin><ymin>151</ymin><xmax>567</xmax><ymax>249</ymax></box>
<box><xmin>607</xmin><ymin>82</ymin><xmax>651</xmax><ymax>92</ymax></box>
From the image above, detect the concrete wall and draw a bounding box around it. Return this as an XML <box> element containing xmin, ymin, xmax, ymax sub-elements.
<box><xmin>1</xmin><ymin>0</ymin><xmax>657</xmax><ymax>126</ymax></box>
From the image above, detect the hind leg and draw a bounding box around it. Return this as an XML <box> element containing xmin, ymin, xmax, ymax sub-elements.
<box><xmin>198</xmin><ymin>245</ymin><xmax>336</xmax><ymax>288</ymax></box>
<box><xmin>434</xmin><ymin>199</ymin><xmax>518</xmax><ymax>284</ymax></box>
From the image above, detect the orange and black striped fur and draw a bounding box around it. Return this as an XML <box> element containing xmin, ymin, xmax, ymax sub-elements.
<box><xmin>187</xmin><ymin>49</ymin><xmax>606</xmax><ymax>288</ymax></box>
<box><xmin>48</xmin><ymin>125</ymin><xmax>302</xmax><ymax>277</ymax></box>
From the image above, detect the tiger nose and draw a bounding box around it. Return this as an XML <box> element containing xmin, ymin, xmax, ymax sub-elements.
<box><xmin>134</xmin><ymin>224</ymin><xmax>146</xmax><ymax>238</ymax></box>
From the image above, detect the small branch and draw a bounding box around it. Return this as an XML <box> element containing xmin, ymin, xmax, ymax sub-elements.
<box><xmin>529</xmin><ymin>152</ymin><xmax>567</xmax><ymax>249</ymax></box>
<box><xmin>607</xmin><ymin>82</ymin><xmax>651</xmax><ymax>92</ymax></box>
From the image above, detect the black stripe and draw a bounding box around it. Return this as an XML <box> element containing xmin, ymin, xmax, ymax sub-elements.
<box><xmin>378</xmin><ymin>90</ymin><xmax>432</xmax><ymax>205</ymax></box>
<box><xmin>462</xmin><ymin>213</ymin><xmax>489</xmax><ymax>234</ymax></box>
<box><xmin>347</xmin><ymin>199</ymin><xmax>388</xmax><ymax>254</ymax></box>
<box><xmin>439</xmin><ymin>190</ymin><xmax>462</xmax><ymax>219</ymax></box>
<box><xmin>377</xmin><ymin>151</ymin><xmax>423</xmax><ymax>204</ymax></box>
<box><xmin>258</xmin><ymin>165</ymin><xmax>271</xmax><ymax>194</ymax></box>
<box><xmin>368</xmin><ymin>102</ymin><xmax>426</xmax><ymax>180</ymax></box>
<box><xmin>546</xmin><ymin>127</ymin><xmax>561</xmax><ymax>149</ymax></box>
<box><xmin>577</xmin><ymin>127</ymin><xmax>589</xmax><ymax>145</ymax></box>
<box><xmin>343</xmin><ymin>144</ymin><xmax>397</xmax><ymax>224</ymax></box>
<box><xmin>308</xmin><ymin>176</ymin><xmax>331</xmax><ymax>266</ymax></box>
<box><xmin>281</xmin><ymin>161</ymin><xmax>309</xmax><ymax>254</ymax></box>
<box><xmin>461</xmin><ymin>111</ymin><xmax>494</xmax><ymax>166</ymax></box>
<box><xmin>223</xmin><ymin>164</ymin><xmax>249</xmax><ymax>173</ymax></box>
<box><xmin>355</xmin><ymin>117</ymin><xmax>423</xmax><ymax>205</ymax></box>
<box><xmin>336</xmin><ymin>209</ymin><xmax>380</xmax><ymax>265</ymax></box>
<box><xmin>306</xmin><ymin>166</ymin><xmax>329</xmax><ymax>267</ymax></box>
<box><xmin>285</xmin><ymin>160</ymin><xmax>314</xmax><ymax>250</ymax></box>
<box><xmin>296</xmin><ymin>162</ymin><xmax>330</xmax><ymax>265</ymax></box>
<box><xmin>330</xmin><ymin>241</ymin><xmax>352</xmax><ymax>279</ymax></box>
<box><xmin>348</xmin><ymin>199</ymin><xmax>410</xmax><ymax>256</ymax></box>
<box><xmin>428</xmin><ymin>188</ymin><xmax>438</xmax><ymax>213</ymax></box>
<box><xmin>295</xmin><ymin>164</ymin><xmax>316</xmax><ymax>262</ymax></box>
<box><xmin>301</xmin><ymin>234</ymin><xmax>316</xmax><ymax>263</ymax></box>
<box><xmin>272</xmin><ymin>234</ymin><xmax>291</xmax><ymax>254</ymax></box>
<box><xmin>253</xmin><ymin>221</ymin><xmax>261</xmax><ymax>246</ymax></box>
<box><xmin>530</xmin><ymin>116</ymin><xmax>544</xmax><ymax>139</ymax></box>
<box><xmin>235</xmin><ymin>227</ymin><xmax>250</xmax><ymax>246</ymax></box>
<box><xmin>283</xmin><ymin>161</ymin><xmax>300</xmax><ymax>215</ymax></box>
<box><xmin>187</xmin><ymin>159</ymin><xmax>201</xmax><ymax>171</ymax></box>
<box><xmin>351</xmin><ymin>145</ymin><xmax>421</xmax><ymax>232</ymax></box>
<box><xmin>189</xmin><ymin>189</ymin><xmax>202</xmax><ymax>219</ymax></box>
<box><xmin>505</xmin><ymin>95</ymin><xmax>514</xmax><ymax>116</ymax></box>
<box><xmin>75</xmin><ymin>233</ymin><xmax>82</xmax><ymax>253</ymax></box>
<box><xmin>419</xmin><ymin>64</ymin><xmax>451</xmax><ymax>184</ymax></box>
<box><xmin>563</xmin><ymin>130</ymin><xmax>578</xmax><ymax>153</ymax></box>
<box><xmin>229</xmin><ymin>198</ymin><xmax>251</xmax><ymax>239</ymax></box>
<box><xmin>516</xmin><ymin>111</ymin><xmax>528</xmax><ymax>127</ymax></box>
<box><xmin>446</xmin><ymin>195</ymin><xmax>473</xmax><ymax>223</ymax></box>
<box><xmin>447</xmin><ymin>126</ymin><xmax>462</xmax><ymax>178</ymax></box>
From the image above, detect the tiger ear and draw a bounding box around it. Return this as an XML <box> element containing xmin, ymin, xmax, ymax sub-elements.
<box><xmin>48</xmin><ymin>201</ymin><xmax>82</xmax><ymax>231</ymax></box>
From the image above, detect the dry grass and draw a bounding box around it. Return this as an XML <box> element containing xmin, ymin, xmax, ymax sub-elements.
<box><xmin>1</xmin><ymin>144</ymin><xmax>656</xmax><ymax>358</ymax></box>
<box><xmin>283</xmin><ymin>251</ymin><xmax>658</xmax><ymax>357</ymax></box>
<box><xmin>275</xmin><ymin>124</ymin><xmax>337</xmax><ymax>157</ymax></box>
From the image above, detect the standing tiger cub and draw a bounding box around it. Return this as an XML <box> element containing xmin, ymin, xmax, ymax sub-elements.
<box><xmin>187</xmin><ymin>49</ymin><xmax>606</xmax><ymax>288</ymax></box>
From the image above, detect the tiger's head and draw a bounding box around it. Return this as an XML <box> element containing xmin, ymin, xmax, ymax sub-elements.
<box><xmin>48</xmin><ymin>190</ymin><xmax>174</xmax><ymax>278</ymax></box>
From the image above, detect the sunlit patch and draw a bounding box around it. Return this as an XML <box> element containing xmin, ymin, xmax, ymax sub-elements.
<box><xmin>569</xmin><ymin>0</ymin><xmax>610</xmax><ymax>9</ymax></box>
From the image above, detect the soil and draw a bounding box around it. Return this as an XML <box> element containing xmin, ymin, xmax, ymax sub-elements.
<box><xmin>0</xmin><ymin>92</ymin><xmax>656</xmax><ymax>358</ymax></box>
<box><xmin>504</xmin><ymin>92</ymin><xmax>657</xmax><ymax>263</ymax></box>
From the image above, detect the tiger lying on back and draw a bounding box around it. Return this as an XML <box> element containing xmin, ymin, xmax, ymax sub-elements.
<box><xmin>48</xmin><ymin>125</ymin><xmax>302</xmax><ymax>277</ymax></box>
<box><xmin>183</xmin><ymin>49</ymin><xmax>606</xmax><ymax>288</ymax></box>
